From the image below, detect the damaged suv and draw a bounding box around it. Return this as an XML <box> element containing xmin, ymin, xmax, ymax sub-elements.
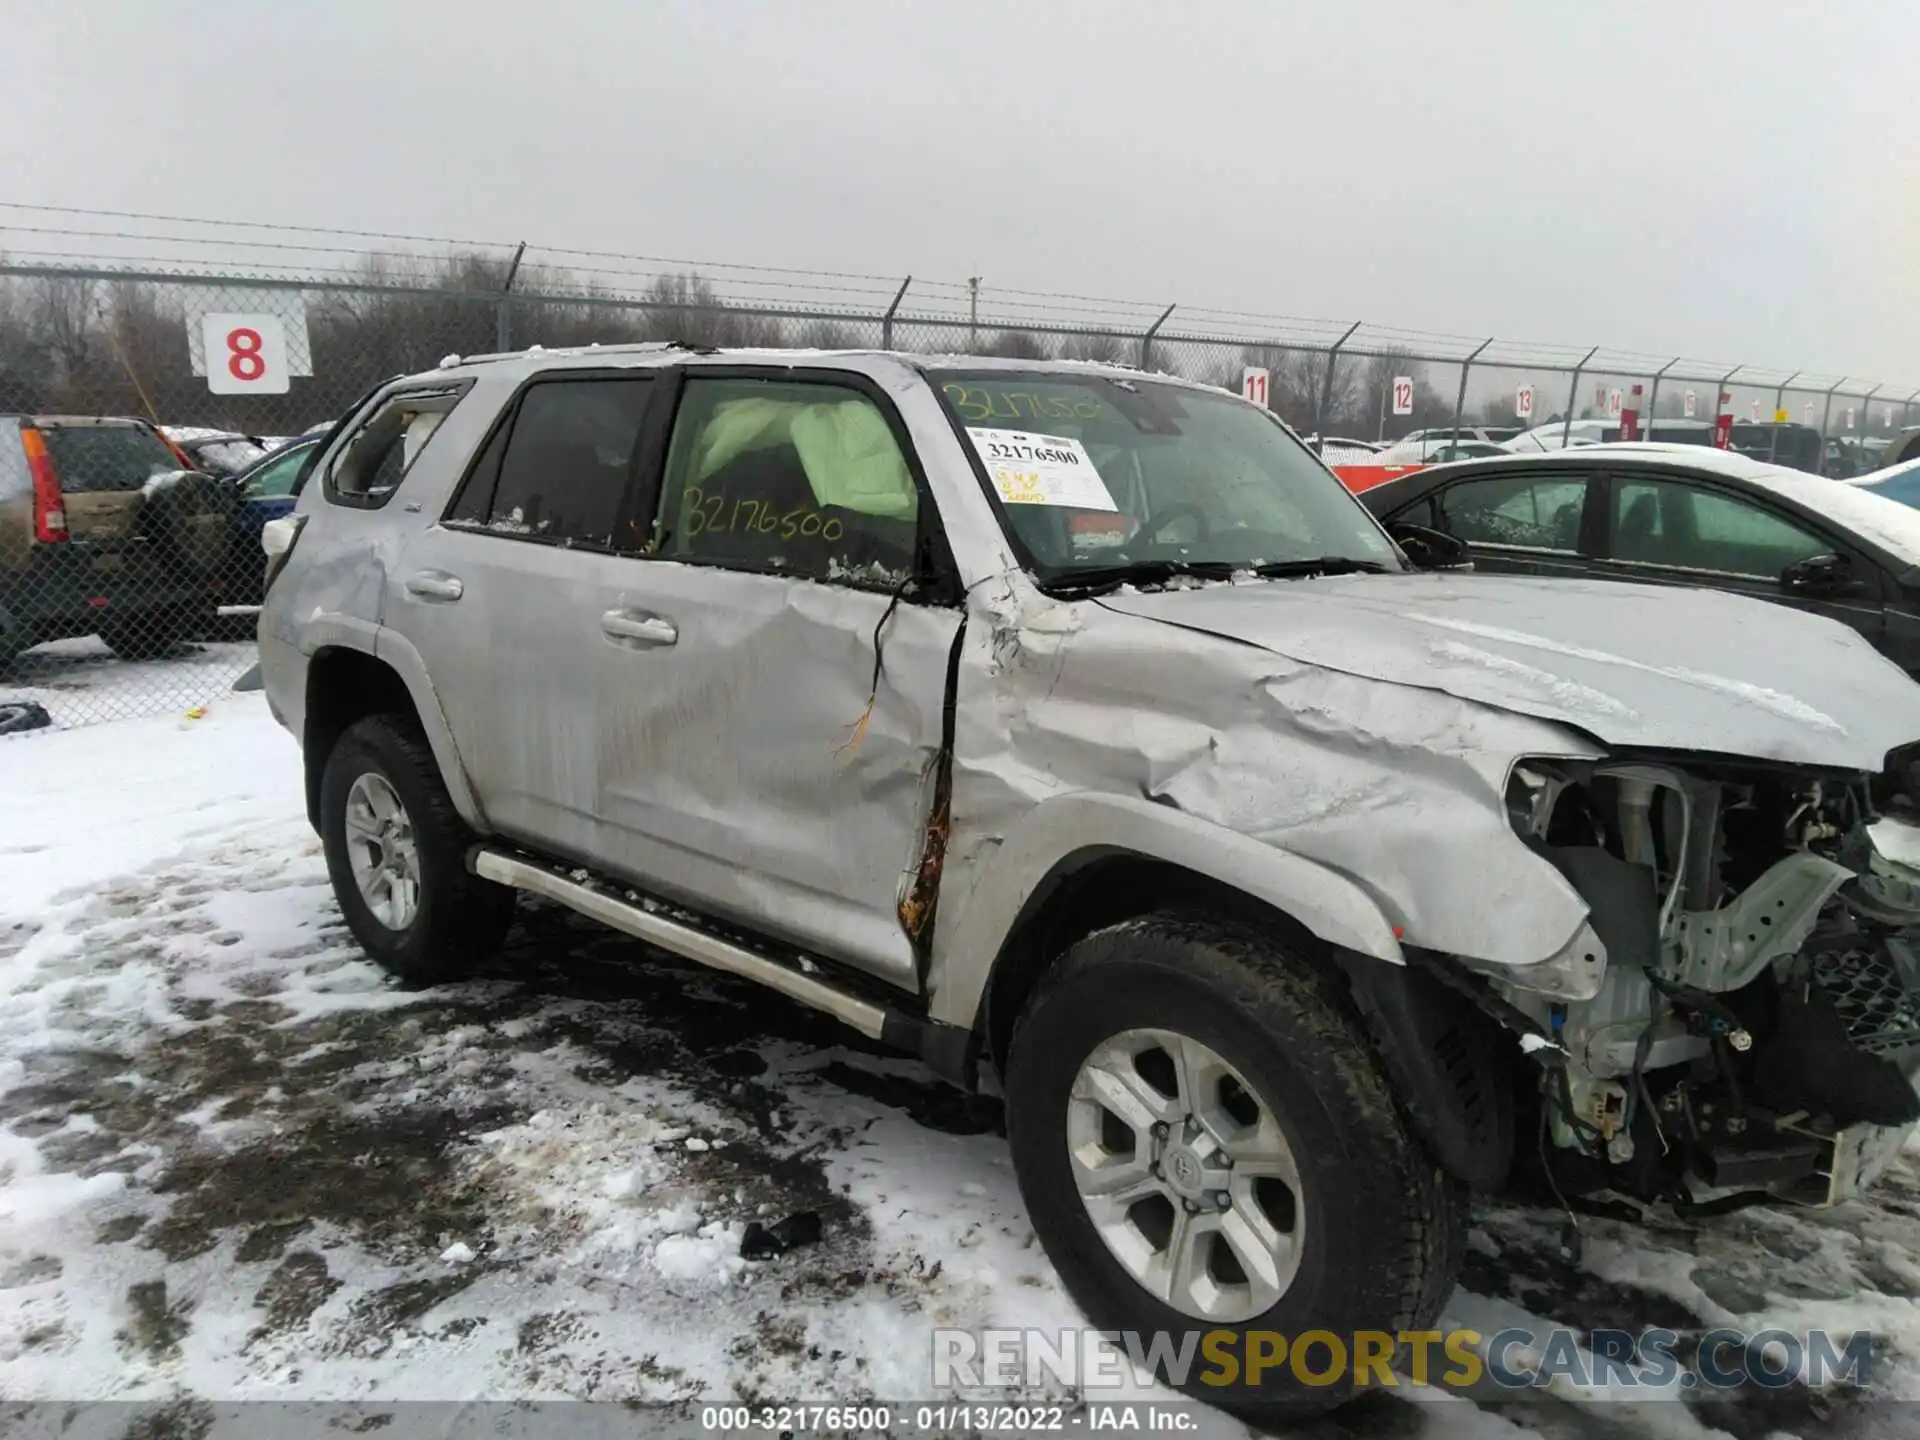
<box><xmin>260</xmin><ymin>349</ymin><xmax>1920</xmax><ymax>1413</ymax></box>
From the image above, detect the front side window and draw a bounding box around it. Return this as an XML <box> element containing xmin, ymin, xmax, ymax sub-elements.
<box><xmin>1437</xmin><ymin>473</ymin><xmax>1588</xmax><ymax>551</ymax></box>
<box><xmin>930</xmin><ymin>370</ymin><xmax>1398</xmax><ymax>578</ymax></box>
<box><xmin>447</xmin><ymin>376</ymin><xmax>656</xmax><ymax>549</ymax></box>
<box><xmin>1611</xmin><ymin>479</ymin><xmax>1829</xmax><ymax>576</ymax></box>
<box><xmin>654</xmin><ymin>377</ymin><xmax>921</xmax><ymax>585</ymax></box>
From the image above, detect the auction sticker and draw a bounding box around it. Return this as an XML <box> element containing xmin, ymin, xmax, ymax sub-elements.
<box><xmin>968</xmin><ymin>429</ymin><xmax>1117</xmax><ymax>511</ymax></box>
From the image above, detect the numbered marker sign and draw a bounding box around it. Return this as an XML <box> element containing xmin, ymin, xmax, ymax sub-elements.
<box><xmin>1751</xmin><ymin>400</ymin><xmax>1764</xmax><ymax>421</ymax></box>
<box><xmin>1683</xmin><ymin>389</ymin><xmax>1697</xmax><ymax>417</ymax></box>
<box><xmin>1515</xmin><ymin>384</ymin><xmax>1534</xmax><ymax>419</ymax></box>
<box><xmin>1607</xmin><ymin>389</ymin><xmax>1623</xmax><ymax>418</ymax></box>
<box><xmin>201</xmin><ymin>313</ymin><xmax>290</xmax><ymax>395</ymax></box>
<box><xmin>1391</xmin><ymin>376</ymin><xmax>1414</xmax><ymax>416</ymax></box>
<box><xmin>1241</xmin><ymin>367</ymin><xmax>1270</xmax><ymax>408</ymax></box>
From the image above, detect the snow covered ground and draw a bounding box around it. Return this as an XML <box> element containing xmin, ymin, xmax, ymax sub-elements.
<box><xmin>3</xmin><ymin>636</ymin><xmax>257</xmax><ymax>731</ymax></box>
<box><xmin>3</xmin><ymin>697</ymin><xmax>1920</xmax><ymax>1436</ymax></box>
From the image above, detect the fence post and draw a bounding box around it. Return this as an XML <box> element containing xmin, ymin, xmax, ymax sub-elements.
<box><xmin>1561</xmin><ymin>346</ymin><xmax>1599</xmax><ymax>448</ymax></box>
<box><xmin>1450</xmin><ymin>338</ymin><xmax>1493</xmax><ymax>442</ymax></box>
<box><xmin>1645</xmin><ymin>357</ymin><xmax>1680</xmax><ymax>430</ymax></box>
<box><xmin>1313</xmin><ymin>321</ymin><xmax>1362</xmax><ymax>453</ymax></box>
<box><xmin>1715</xmin><ymin>365</ymin><xmax>1743</xmax><ymax>443</ymax></box>
<box><xmin>495</xmin><ymin>241</ymin><xmax>527</xmax><ymax>353</ymax></box>
<box><xmin>1858</xmin><ymin>383</ymin><xmax>1882</xmax><ymax>468</ymax></box>
<box><xmin>1767</xmin><ymin>371</ymin><xmax>1800</xmax><ymax>463</ymax></box>
<box><xmin>1905</xmin><ymin>388</ymin><xmax>1920</xmax><ymax>433</ymax></box>
<box><xmin>1140</xmin><ymin>303</ymin><xmax>1176</xmax><ymax>370</ymax></box>
<box><xmin>1818</xmin><ymin>376</ymin><xmax>1848</xmax><ymax>474</ymax></box>
<box><xmin>880</xmin><ymin>275</ymin><xmax>912</xmax><ymax>350</ymax></box>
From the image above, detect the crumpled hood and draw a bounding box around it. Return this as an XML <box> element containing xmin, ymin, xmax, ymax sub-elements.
<box><xmin>1098</xmin><ymin>571</ymin><xmax>1920</xmax><ymax>771</ymax></box>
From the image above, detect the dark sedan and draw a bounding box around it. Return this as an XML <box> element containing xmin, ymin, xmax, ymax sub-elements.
<box><xmin>1360</xmin><ymin>445</ymin><xmax>1920</xmax><ymax>678</ymax></box>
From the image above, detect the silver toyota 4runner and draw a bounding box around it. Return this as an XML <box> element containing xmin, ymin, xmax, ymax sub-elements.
<box><xmin>260</xmin><ymin>347</ymin><xmax>1920</xmax><ymax>1413</ymax></box>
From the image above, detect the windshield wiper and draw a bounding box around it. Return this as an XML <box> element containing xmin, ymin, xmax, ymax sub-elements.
<box><xmin>1034</xmin><ymin>559</ymin><xmax>1235</xmax><ymax>596</ymax></box>
<box><xmin>1249</xmin><ymin>557</ymin><xmax>1393</xmax><ymax>579</ymax></box>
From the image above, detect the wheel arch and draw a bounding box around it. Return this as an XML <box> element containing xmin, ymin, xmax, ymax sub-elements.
<box><xmin>303</xmin><ymin>635</ymin><xmax>486</xmax><ymax>835</ymax></box>
<box><xmin>929</xmin><ymin>793</ymin><xmax>1404</xmax><ymax>1063</ymax></box>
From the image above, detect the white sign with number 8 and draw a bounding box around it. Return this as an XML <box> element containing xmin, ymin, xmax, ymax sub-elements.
<box><xmin>201</xmin><ymin>313</ymin><xmax>290</xmax><ymax>395</ymax></box>
<box><xmin>1391</xmin><ymin>376</ymin><xmax>1414</xmax><ymax>416</ymax></box>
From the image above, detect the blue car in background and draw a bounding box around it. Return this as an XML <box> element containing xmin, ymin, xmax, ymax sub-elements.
<box><xmin>222</xmin><ymin>435</ymin><xmax>319</xmax><ymax>606</ymax></box>
<box><xmin>1850</xmin><ymin>456</ymin><xmax>1920</xmax><ymax>511</ymax></box>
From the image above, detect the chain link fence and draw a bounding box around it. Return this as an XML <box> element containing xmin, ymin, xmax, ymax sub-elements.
<box><xmin>2</xmin><ymin>235</ymin><xmax>1914</xmax><ymax>736</ymax></box>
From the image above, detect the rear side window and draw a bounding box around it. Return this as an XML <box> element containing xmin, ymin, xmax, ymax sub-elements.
<box><xmin>37</xmin><ymin>424</ymin><xmax>180</xmax><ymax>493</ymax></box>
<box><xmin>326</xmin><ymin>383</ymin><xmax>470</xmax><ymax>508</ymax></box>
<box><xmin>1612</xmin><ymin>479</ymin><xmax>1829</xmax><ymax>577</ymax></box>
<box><xmin>244</xmin><ymin>445</ymin><xmax>313</xmax><ymax>500</ymax></box>
<box><xmin>445</xmin><ymin>376</ymin><xmax>657</xmax><ymax>550</ymax></box>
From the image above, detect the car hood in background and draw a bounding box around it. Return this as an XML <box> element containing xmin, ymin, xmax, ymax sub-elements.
<box><xmin>1098</xmin><ymin>571</ymin><xmax>1920</xmax><ymax>771</ymax></box>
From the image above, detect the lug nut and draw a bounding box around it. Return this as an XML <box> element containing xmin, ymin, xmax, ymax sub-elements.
<box><xmin>1152</xmin><ymin>1122</ymin><xmax>1169</xmax><ymax>1138</ymax></box>
<box><xmin>1211</xmin><ymin>1191</ymin><xmax>1231</xmax><ymax>1209</ymax></box>
<box><xmin>1729</xmin><ymin>1029</ymin><xmax>1753</xmax><ymax>1052</ymax></box>
<box><xmin>1182</xmin><ymin>1199</ymin><xmax>1199</xmax><ymax>1214</ymax></box>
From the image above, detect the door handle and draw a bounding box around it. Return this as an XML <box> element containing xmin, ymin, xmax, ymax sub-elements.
<box><xmin>405</xmin><ymin>571</ymin><xmax>464</xmax><ymax>602</ymax></box>
<box><xmin>601</xmin><ymin>610</ymin><xmax>678</xmax><ymax>646</ymax></box>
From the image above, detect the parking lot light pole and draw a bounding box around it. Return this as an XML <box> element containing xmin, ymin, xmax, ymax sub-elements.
<box><xmin>1450</xmin><ymin>338</ymin><xmax>1494</xmax><ymax>443</ymax></box>
<box><xmin>1561</xmin><ymin>346</ymin><xmax>1599</xmax><ymax>448</ymax></box>
<box><xmin>1314</xmin><ymin>321</ymin><xmax>1362</xmax><ymax>454</ymax></box>
<box><xmin>1818</xmin><ymin>377</ymin><xmax>1848</xmax><ymax>473</ymax></box>
<box><xmin>1645</xmin><ymin>357</ymin><xmax>1681</xmax><ymax>431</ymax></box>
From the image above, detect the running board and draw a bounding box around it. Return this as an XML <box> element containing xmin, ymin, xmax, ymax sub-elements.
<box><xmin>467</xmin><ymin>847</ymin><xmax>976</xmax><ymax>1084</ymax></box>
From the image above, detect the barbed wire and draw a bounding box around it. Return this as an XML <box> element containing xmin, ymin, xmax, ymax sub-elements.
<box><xmin>0</xmin><ymin>205</ymin><xmax>1911</xmax><ymax>394</ymax></box>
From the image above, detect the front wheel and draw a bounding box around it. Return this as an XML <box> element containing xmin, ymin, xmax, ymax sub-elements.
<box><xmin>319</xmin><ymin>714</ymin><xmax>513</xmax><ymax>983</ymax></box>
<box><xmin>1005</xmin><ymin>913</ymin><xmax>1466</xmax><ymax>1417</ymax></box>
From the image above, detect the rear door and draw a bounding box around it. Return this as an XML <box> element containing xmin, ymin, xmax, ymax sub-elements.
<box><xmin>1423</xmin><ymin>465</ymin><xmax>1600</xmax><ymax>578</ymax></box>
<box><xmin>388</xmin><ymin>370</ymin><xmax>665</xmax><ymax>859</ymax></box>
<box><xmin>1588</xmin><ymin>471</ymin><xmax>1887</xmax><ymax>649</ymax></box>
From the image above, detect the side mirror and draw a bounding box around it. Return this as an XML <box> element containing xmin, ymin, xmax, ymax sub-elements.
<box><xmin>1387</xmin><ymin>520</ymin><xmax>1473</xmax><ymax>571</ymax></box>
<box><xmin>1781</xmin><ymin>552</ymin><xmax>1852</xmax><ymax>594</ymax></box>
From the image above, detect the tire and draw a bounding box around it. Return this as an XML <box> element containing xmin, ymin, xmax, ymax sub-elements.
<box><xmin>319</xmin><ymin>714</ymin><xmax>513</xmax><ymax>983</ymax></box>
<box><xmin>100</xmin><ymin>607</ymin><xmax>194</xmax><ymax>661</ymax></box>
<box><xmin>1005</xmin><ymin>912</ymin><xmax>1467</xmax><ymax>1418</ymax></box>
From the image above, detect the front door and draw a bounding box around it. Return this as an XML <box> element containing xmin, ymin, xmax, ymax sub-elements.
<box><xmin>581</xmin><ymin>369</ymin><xmax>962</xmax><ymax>989</ymax></box>
<box><xmin>1427</xmin><ymin>467</ymin><xmax>1598</xmax><ymax>579</ymax></box>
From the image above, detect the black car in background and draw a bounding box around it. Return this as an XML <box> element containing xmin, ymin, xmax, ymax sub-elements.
<box><xmin>1361</xmin><ymin>445</ymin><xmax>1920</xmax><ymax>677</ymax></box>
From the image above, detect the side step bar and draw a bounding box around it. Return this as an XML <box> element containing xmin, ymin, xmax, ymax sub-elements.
<box><xmin>468</xmin><ymin>848</ymin><xmax>976</xmax><ymax>1084</ymax></box>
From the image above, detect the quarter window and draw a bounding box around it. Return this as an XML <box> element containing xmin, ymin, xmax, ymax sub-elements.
<box><xmin>1611</xmin><ymin>480</ymin><xmax>1829</xmax><ymax>577</ymax></box>
<box><xmin>1436</xmin><ymin>474</ymin><xmax>1588</xmax><ymax>551</ymax></box>
<box><xmin>327</xmin><ymin>384</ymin><xmax>469</xmax><ymax>507</ymax></box>
<box><xmin>654</xmin><ymin>378</ymin><xmax>921</xmax><ymax>586</ymax></box>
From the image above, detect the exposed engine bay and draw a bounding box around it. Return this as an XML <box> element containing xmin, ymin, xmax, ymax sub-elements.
<box><xmin>1495</xmin><ymin>755</ymin><xmax>1920</xmax><ymax>1209</ymax></box>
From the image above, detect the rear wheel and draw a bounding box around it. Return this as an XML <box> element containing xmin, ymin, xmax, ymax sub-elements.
<box><xmin>1005</xmin><ymin>913</ymin><xmax>1466</xmax><ymax>1417</ymax></box>
<box><xmin>319</xmin><ymin>714</ymin><xmax>513</xmax><ymax>983</ymax></box>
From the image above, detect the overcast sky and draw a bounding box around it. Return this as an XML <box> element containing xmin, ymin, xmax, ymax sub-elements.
<box><xmin>4</xmin><ymin>0</ymin><xmax>1915</xmax><ymax>383</ymax></box>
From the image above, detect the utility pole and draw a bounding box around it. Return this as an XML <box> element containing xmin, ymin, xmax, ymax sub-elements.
<box><xmin>968</xmin><ymin>276</ymin><xmax>981</xmax><ymax>352</ymax></box>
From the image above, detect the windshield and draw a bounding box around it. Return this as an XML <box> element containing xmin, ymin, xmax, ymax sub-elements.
<box><xmin>930</xmin><ymin>369</ymin><xmax>1401</xmax><ymax>580</ymax></box>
